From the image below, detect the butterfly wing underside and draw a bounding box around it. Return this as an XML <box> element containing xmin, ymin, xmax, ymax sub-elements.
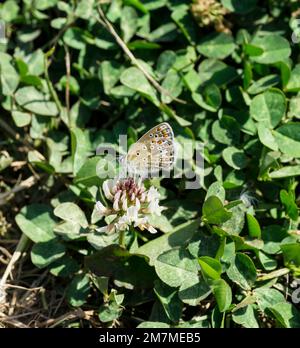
<box><xmin>125</xmin><ymin>123</ymin><xmax>175</xmax><ymax>176</ymax></box>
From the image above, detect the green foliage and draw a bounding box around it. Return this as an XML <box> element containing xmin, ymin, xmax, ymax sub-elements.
<box><xmin>1</xmin><ymin>0</ymin><xmax>300</xmax><ymax>328</ymax></box>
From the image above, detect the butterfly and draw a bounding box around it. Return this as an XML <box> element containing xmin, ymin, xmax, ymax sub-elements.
<box><xmin>120</xmin><ymin>122</ymin><xmax>176</xmax><ymax>178</ymax></box>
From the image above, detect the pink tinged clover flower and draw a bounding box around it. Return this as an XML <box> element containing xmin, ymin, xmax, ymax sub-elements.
<box><xmin>95</xmin><ymin>178</ymin><xmax>164</xmax><ymax>235</ymax></box>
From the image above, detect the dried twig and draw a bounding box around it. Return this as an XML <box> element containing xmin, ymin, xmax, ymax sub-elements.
<box><xmin>0</xmin><ymin>234</ymin><xmax>30</xmax><ymax>304</ymax></box>
<box><xmin>0</xmin><ymin>176</ymin><xmax>37</xmax><ymax>206</ymax></box>
<box><xmin>0</xmin><ymin>315</ymin><xmax>29</xmax><ymax>328</ymax></box>
<box><xmin>8</xmin><ymin>290</ymin><xmax>17</xmax><ymax>316</ymax></box>
<box><xmin>96</xmin><ymin>6</ymin><xmax>186</xmax><ymax>105</ymax></box>
<box><xmin>2</xmin><ymin>284</ymin><xmax>42</xmax><ymax>292</ymax></box>
<box><xmin>0</xmin><ymin>240</ymin><xmax>19</xmax><ymax>244</ymax></box>
<box><xmin>37</xmin><ymin>309</ymin><xmax>91</xmax><ymax>328</ymax></box>
<box><xmin>19</xmin><ymin>270</ymin><xmax>48</xmax><ymax>305</ymax></box>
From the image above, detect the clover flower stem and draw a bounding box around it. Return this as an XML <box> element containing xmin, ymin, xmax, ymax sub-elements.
<box><xmin>134</xmin><ymin>230</ymin><xmax>148</xmax><ymax>243</ymax></box>
<box><xmin>44</xmin><ymin>52</ymin><xmax>62</xmax><ymax>113</ymax></box>
<box><xmin>203</xmin><ymin>220</ymin><xmax>214</xmax><ymax>234</ymax></box>
<box><xmin>130</xmin><ymin>226</ymin><xmax>148</xmax><ymax>244</ymax></box>
<box><xmin>119</xmin><ymin>230</ymin><xmax>126</xmax><ymax>248</ymax></box>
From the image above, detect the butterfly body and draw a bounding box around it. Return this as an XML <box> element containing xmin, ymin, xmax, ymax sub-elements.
<box><xmin>122</xmin><ymin>123</ymin><xmax>175</xmax><ymax>177</ymax></box>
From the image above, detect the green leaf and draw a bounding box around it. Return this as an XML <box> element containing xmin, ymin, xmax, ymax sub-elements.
<box><xmin>202</xmin><ymin>196</ymin><xmax>232</xmax><ymax>225</ymax></box>
<box><xmin>31</xmin><ymin>239</ymin><xmax>66</xmax><ymax>268</ymax></box>
<box><xmin>74</xmin><ymin>156</ymin><xmax>106</xmax><ymax>187</ymax></box>
<box><xmin>154</xmin><ymin>280</ymin><xmax>183</xmax><ymax>322</ymax></box>
<box><xmin>54</xmin><ymin>220</ymin><xmax>83</xmax><ymax>241</ymax></box>
<box><xmin>206</xmin><ymin>181</ymin><xmax>226</xmax><ymax>203</ymax></box>
<box><xmin>226</xmin><ymin>253</ymin><xmax>257</xmax><ymax>290</ymax></box>
<box><xmin>178</xmin><ymin>275</ymin><xmax>211</xmax><ymax>306</ymax></box>
<box><xmin>211</xmin><ymin>279</ymin><xmax>232</xmax><ymax>312</ymax></box>
<box><xmin>171</xmin><ymin>5</ymin><xmax>196</xmax><ymax>44</ymax></box>
<box><xmin>257</xmin><ymin>123</ymin><xmax>278</xmax><ymax>151</ymax></box>
<box><xmin>286</xmin><ymin>64</ymin><xmax>300</xmax><ymax>92</ymax></box>
<box><xmin>66</xmin><ymin>273</ymin><xmax>90</xmax><ymax>307</ymax></box>
<box><xmin>254</xmin><ymin>287</ymin><xmax>285</xmax><ymax>311</ymax></box>
<box><xmin>0</xmin><ymin>56</ymin><xmax>19</xmax><ymax>95</ymax></box>
<box><xmin>288</xmin><ymin>93</ymin><xmax>300</xmax><ymax>119</ymax></box>
<box><xmin>63</xmin><ymin>27</ymin><xmax>87</xmax><ymax>50</ymax></box>
<box><xmin>147</xmin><ymin>214</ymin><xmax>173</xmax><ymax>233</ymax></box>
<box><xmin>279</xmin><ymin>61</ymin><xmax>291</xmax><ymax>88</ymax></box>
<box><xmin>197</xmin><ymin>33</ymin><xmax>235</xmax><ymax>59</ymax></box>
<box><xmin>161</xmin><ymin>70</ymin><xmax>182</xmax><ymax>104</ymax></box>
<box><xmin>204</xmin><ymin>84</ymin><xmax>222</xmax><ymax>110</ymax></box>
<box><xmin>154</xmin><ymin>247</ymin><xmax>199</xmax><ymax>287</ymax></box>
<box><xmin>250</xmin><ymin>35</ymin><xmax>291</xmax><ymax>64</ymax></box>
<box><xmin>156</xmin><ymin>50</ymin><xmax>177</xmax><ymax>78</ymax></box>
<box><xmin>15</xmin><ymin>86</ymin><xmax>59</xmax><ymax>116</ymax></box>
<box><xmin>257</xmin><ymin>251</ymin><xmax>277</xmax><ymax>271</ymax></box>
<box><xmin>137</xmin><ymin>219</ymin><xmax>200</xmax><ymax>265</ymax></box>
<box><xmin>54</xmin><ymin>202</ymin><xmax>88</xmax><ymax>228</ymax></box>
<box><xmin>261</xmin><ymin>225</ymin><xmax>289</xmax><ymax>254</ymax></box>
<box><xmin>137</xmin><ymin>322</ymin><xmax>170</xmax><ymax>328</ymax></box>
<box><xmin>183</xmin><ymin>68</ymin><xmax>201</xmax><ymax>92</ymax></box>
<box><xmin>280</xmin><ymin>190</ymin><xmax>298</xmax><ymax>221</ymax></box>
<box><xmin>11</xmin><ymin>110</ymin><xmax>31</xmax><ymax>128</ymax></box>
<box><xmin>177</xmin><ymin>319</ymin><xmax>210</xmax><ymax>328</ymax></box>
<box><xmin>246</xmin><ymin>214</ymin><xmax>261</xmax><ymax>238</ymax></box>
<box><xmin>124</xmin><ymin>0</ymin><xmax>149</xmax><ymax>14</ymax></box>
<box><xmin>281</xmin><ymin>243</ymin><xmax>300</xmax><ymax>269</ymax></box>
<box><xmin>32</xmin><ymin>0</ymin><xmax>58</xmax><ymax>11</ymax></box>
<box><xmin>247</xmin><ymin>74</ymin><xmax>280</xmax><ymax>95</ymax></box>
<box><xmin>243</xmin><ymin>61</ymin><xmax>252</xmax><ymax>90</ymax></box>
<box><xmin>268</xmin><ymin>302</ymin><xmax>300</xmax><ymax>328</ymax></box>
<box><xmin>100</xmin><ymin>61</ymin><xmax>124</xmax><ymax>95</ymax></box>
<box><xmin>220</xmin><ymin>204</ymin><xmax>246</xmax><ymax>236</ymax></box>
<box><xmin>85</xmin><ymin>245</ymin><xmax>157</xmax><ymax>289</ymax></box>
<box><xmin>232</xmin><ymin>304</ymin><xmax>259</xmax><ymax>328</ymax></box>
<box><xmin>221</xmin><ymin>0</ymin><xmax>257</xmax><ymax>14</ymax></box>
<box><xmin>273</xmin><ymin>123</ymin><xmax>300</xmax><ymax>158</ymax></box>
<box><xmin>120</xmin><ymin>67</ymin><xmax>159</xmax><ymax>105</ymax></box>
<box><xmin>211</xmin><ymin>116</ymin><xmax>240</xmax><ymax>145</ymax></box>
<box><xmin>49</xmin><ymin>255</ymin><xmax>80</xmax><ymax>277</ymax></box>
<box><xmin>269</xmin><ymin>165</ymin><xmax>300</xmax><ymax>178</ymax></box>
<box><xmin>0</xmin><ymin>0</ymin><xmax>19</xmax><ymax>21</ymax></box>
<box><xmin>148</xmin><ymin>23</ymin><xmax>177</xmax><ymax>43</ymax></box>
<box><xmin>75</xmin><ymin>0</ymin><xmax>94</xmax><ymax>19</ymax></box>
<box><xmin>222</xmin><ymin>146</ymin><xmax>247</xmax><ymax>169</ymax></box>
<box><xmin>99</xmin><ymin>301</ymin><xmax>123</xmax><ymax>323</ymax></box>
<box><xmin>198</xmin><ymin>256</ymin><xmax>222</xmax><ymax>280</ymax></box>
<box><xmin>26</xmin><ymin>49</ymin><xmax>44</xmax><ymax>76</ymax></box>
<box><xmin>198</xmin><ymin>59</ymin><xmax>238</xmax><ymax>87</ymax></box>
<box><xmin>250</xmin><ymin>89</ymin><xmax>286</xmax><ymax>128</ymax></box>
<box><xmin>70</xmin><ymin>127</ymin><xmax>91</xmax><ymax>175</ymax></box>
<box><xmin>121</xmin><ymin>6</ymin><xmax>138</xmax><ymax>43</ymax></box>
<box><xmin>192</xmin><ymin>92</ymin><xmax>217</xmax><ymax>112</ymax></box>
<box><xmin>15</xmin><ymin>204</ymin><xmax>57</xmax><ymax>243</ymax></box>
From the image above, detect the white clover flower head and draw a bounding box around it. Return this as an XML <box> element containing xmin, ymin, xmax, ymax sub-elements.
<box><xmin>95</xmin><ymin>177</ymin><xmax>163</xmax><ymax>235</ymax></box>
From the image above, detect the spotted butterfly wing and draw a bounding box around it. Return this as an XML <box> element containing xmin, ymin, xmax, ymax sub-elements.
<box><xmin>125</xmin><ymin>123</ymin><xmax>175</xmax><ymax>176</ymax></box>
